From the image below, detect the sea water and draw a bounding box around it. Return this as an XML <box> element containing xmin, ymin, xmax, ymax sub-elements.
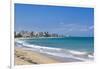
<box><xmin>16</xmin><ymin>37</ymin><xmax>94</xmax><ymax>62</ymax></box>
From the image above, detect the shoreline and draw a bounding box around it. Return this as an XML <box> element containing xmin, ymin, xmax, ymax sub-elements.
<box><xmin>15</xmin><ymin>47</ymin><xmax>60</xmax><ymax>65</ymax></box>
<box><xmin>15</xmin><ymin>46</ymin><xmax>93</xmax><ymax>65</ymax></box>
<box><xmin>14</xmin><ymin>38</ymin><xmax>94</xmax><ymax>65</ymax></box>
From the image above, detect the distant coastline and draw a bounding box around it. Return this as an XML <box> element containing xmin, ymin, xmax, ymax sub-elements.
<box><xmin>15</xmin><ymin>36</ymin><xmax>94</xmax><ymax>40</ymax></box>
<box><xmin>15</xmin><ymin>31</ymin><xmax>94</xmax><ymax>39</ymax></box>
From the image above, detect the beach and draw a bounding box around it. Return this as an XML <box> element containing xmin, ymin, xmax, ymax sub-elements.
<box><xmin>15</xmin><ymin>37</ymin><xmax>94</xmax><ymax>65</ymax></box>
<box><xmin>15</xmin><ymin>47</ymin><xmax>59</xmax><ymax>65</ymax></box>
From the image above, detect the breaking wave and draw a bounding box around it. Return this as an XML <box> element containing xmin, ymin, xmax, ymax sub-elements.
<box><xmin>15</xmin><ymin>40</ymin><xmax>94</xmax><ymax>62</ymax></box>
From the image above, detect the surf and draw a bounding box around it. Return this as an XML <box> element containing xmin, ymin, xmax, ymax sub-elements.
<box><xmin>15</xmin><ymin>39</ymin><xmax>94</xmax><ymax>62</ymax></box>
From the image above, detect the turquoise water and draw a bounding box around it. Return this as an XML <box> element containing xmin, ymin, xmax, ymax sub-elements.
<box><xmin>23</xmin><ymin>37</ymin><xmax>94</xmax><ymax>53</ymax></box>
<box><xmin>16</xmin><ymin>37</ymin><xmax>94</xmax><ymax>61</ymax></box>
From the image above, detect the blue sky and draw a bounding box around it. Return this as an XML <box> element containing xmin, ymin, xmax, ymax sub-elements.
<box><xmin>15</xmin><ymin>4</ymin><xmax>94</xmax><ymax>37</ymax></box>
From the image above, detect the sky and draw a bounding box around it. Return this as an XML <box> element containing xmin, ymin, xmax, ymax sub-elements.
<box><xmin>15</xmin><ymin>4</ymin><xmax>94</xmax><ymax>37</ymax></box>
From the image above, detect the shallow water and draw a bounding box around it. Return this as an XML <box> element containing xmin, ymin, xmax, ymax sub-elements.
<box><xmin>15</xmin><ymin>37</ymin><xmax>94</xmax><ymax>62</ymax></box>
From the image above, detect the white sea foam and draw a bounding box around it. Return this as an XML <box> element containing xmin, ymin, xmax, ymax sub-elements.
<box><xmin>68</xmin><ymin>50</ymin><xmax>87</xmax><ymax>55</ymax></box>
<box><xmin>15</xmin><ymin>40</ymin><xmax>24</xmax><ymax>44</ymax></box>
<box><xmin>15</xmin><ymin>40</ymin><xmax>94</xmax><ymax>62</ymax></box>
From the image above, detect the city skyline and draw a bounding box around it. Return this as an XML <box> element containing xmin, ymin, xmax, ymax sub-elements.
<box><xmin>15</xmin><ymin>4</ymin><xmax>94</xmax><ymax>37</ymax></box>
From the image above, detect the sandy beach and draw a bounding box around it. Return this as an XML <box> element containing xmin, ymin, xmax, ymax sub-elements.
<box><xmin>15</xmin><ymin>47</ymin><xmax>59</xmax><ymax>65</ymax></box>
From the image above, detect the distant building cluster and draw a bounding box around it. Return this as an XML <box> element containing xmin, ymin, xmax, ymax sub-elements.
<box><xmin>14</xmin><ymin>31</ymin><xmax>64</xmax><ymax>38</ymax></box>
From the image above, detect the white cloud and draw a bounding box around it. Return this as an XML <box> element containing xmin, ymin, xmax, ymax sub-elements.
<box><xmin>46</xmin><ymin>24</ymin><xmax>93</xmax><ymax>35</ymax></box>
<box><xmin>89</xmin><ymin>25</ymin><xmax>94</xmax><ymax>30</ymax></box>
<box><xmin>77</xmin><ymin>25</ymin><xmax>94</xmax><ymax>32</ymax></box>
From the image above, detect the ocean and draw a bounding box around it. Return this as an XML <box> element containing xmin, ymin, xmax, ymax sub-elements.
<box><xmin>15</xmin><ymin>37</ymin><xmax>94</xmax><ymax>62</ymax></box>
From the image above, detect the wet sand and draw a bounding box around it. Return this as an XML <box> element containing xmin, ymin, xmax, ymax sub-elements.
<box><xmin>15</xmin><ymin>47</ymin><xmax>59</xmax><ymax>65</ymax></box>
